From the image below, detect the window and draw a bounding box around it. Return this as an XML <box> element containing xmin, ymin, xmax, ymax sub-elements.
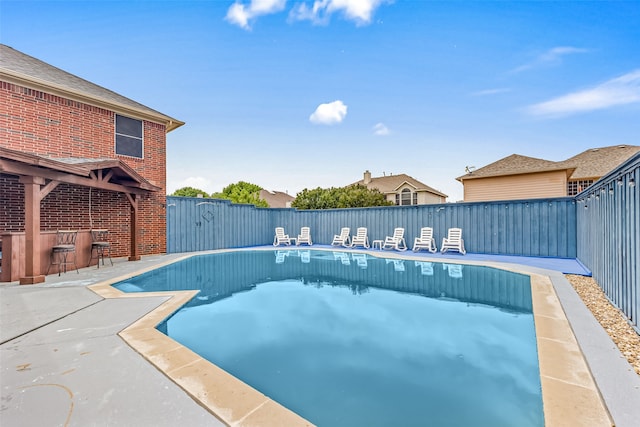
<box><xmin>115</xmin><ymin>114</ymin><xmax>143</xmax><ymax>158</ymax></box>
<box><xmin>401</xmin><ymin>188</ymin><xmax>412</xmax><ymax>206</ymax></box>
<box><xmin>567</xmin><ymin>179</ymin><xmax>594</xmax><ymax>196</ymax></box>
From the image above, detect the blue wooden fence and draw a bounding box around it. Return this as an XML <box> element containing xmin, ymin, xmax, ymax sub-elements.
<box><xmin>576</xmin><ymin>152</ymin><xmax>639</xmax><ymax>332</ymax></box>
<box><xmin>167</xmin><ymin>196</ymin><xmax>577</xmax><ymax>258</ymax></box>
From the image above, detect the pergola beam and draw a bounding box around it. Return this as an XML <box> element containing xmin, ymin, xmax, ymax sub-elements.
<box><xmin>0</xmin><ymin>159</ymin><xmax>148</xmax><ymax>195</ymax></box>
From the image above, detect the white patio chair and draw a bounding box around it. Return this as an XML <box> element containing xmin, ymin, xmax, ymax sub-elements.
<box><xmin>273</xmin><ymin>227</ymin><xmax>292</xmax><ymax>246</ymax></box>
<box><xmin>382</xmin><ymin>227</ymin><xmax>408</xmax><ymax>251</ymax></box>
<box><xmin>440</xmin><ymin>227</ymin><xmax>466</xmax><ymax>255</ymax></box>
<box><xmin>297</xmin><ymin>227</ymin><xmax>313</xmax><ymax>246</ymax></box>
<box><xmin>350</xmin><ymin>227</ymin><xmax>370</xmax><ymax>249</ymax></box>
<box><xmin>331</xmin><ymin>227</ymin><xmax>351</xmax><ymax>247</ymax></box>
<box><xmin>413</xmin><ymin>227</ymin><xmax>437</xmax><ymax>253</ymax></box>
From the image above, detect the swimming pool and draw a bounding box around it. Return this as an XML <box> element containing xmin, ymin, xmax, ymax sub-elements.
<box><xmin>114</xmin><ymin>250</ymin><xmax>543</xmax><ymax>426</ymax></box>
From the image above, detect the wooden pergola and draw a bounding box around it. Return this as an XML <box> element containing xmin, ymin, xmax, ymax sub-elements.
<box><xmin>0</xmin><ymin>147</ymin><xmax>160</xmax><ymax>285</ymax></box>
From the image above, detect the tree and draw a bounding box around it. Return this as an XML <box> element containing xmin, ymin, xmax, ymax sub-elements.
<box><xmin>171</xmin><ymin>186</ymin><xmax>209</xmax><ymax>198</ymax></box>
<box><xmin>292</xmin><ymin>185</ymin><xmax>394</xmax><ymax>209</ymax></box>
<box><xmin>212</xmin><ymin>181</ymin><xmax>268</xmax><ymax>208</ymax></box>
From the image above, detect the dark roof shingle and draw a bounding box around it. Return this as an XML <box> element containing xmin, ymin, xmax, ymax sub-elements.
<box><xmin>0</xmin><ymin>44</ymin><xmax>183</xmax><ymax>131</ymax></box>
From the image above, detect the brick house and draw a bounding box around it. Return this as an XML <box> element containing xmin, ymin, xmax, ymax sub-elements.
<box><xmin>351</xmin><ymin>170</ymin><xmax>447</xmax><ymax>205</ymax></box>
<box><xmin>0</xmin><ymin>44</ymin><xmax>183</xmax><ymax>283</ymax></box>
<box><xmin>456</xmin><ymin>145</ymin><xmax>640</xmax><ymax>202</ymax></box>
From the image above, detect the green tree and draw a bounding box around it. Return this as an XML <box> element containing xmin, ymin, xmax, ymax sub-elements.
<box><xmin>171</xmin><ymin>186</ymin><xmax>209</xmax><ymax>198</ymax></box>
<box><xmin>212</xmin><ymin>181</ymin><xmax>268</xmax><ymax>208</ymax></box>
<box><xmin>292</xmin><ymin>185</ymin><xmax>393</xmax><ymax>209</ymax></box>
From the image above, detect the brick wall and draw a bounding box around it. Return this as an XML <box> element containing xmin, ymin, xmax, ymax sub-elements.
<box><xmin>0</xmin><ymin>81</ymin><xmax>167</xmax><ymax>256</ymax></box>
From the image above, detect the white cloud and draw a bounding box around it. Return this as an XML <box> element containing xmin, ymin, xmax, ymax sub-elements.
<box><xmin>290</xmin><ymin>0</ymin><xmax>388</xmax><ymax>26</ymax></box>
<box><xmin>470</xmin><ymin>88</ymin><xmax>511</xmax><ymax>97</ymax></box>
<box><xmin>512</xmin><ymin>46</ymin><xmax>588</xmax><ymax>73</ymax></box>
<box><xmin>526</xmin><ymin>69</ymin><xmax>640</xmax><ymax>118</ymax></box>
<box><xmin>225</xmin><ymin>0</ymin><xmax>287</xmax><ymax>30</ymax></box>
<box><xmin>309</xmin><ymin>100</ymin><xmax>348</xmax><ymax>125</ymax></box>
<box><xmin>372</xmin><ymin>122</ymin><xmax>389</xmax><ymax>135</ymax></box>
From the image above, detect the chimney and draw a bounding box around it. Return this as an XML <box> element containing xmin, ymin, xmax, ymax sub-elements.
<box><xmin>363</xmin><ymin>170</ymin><xmax>371</xmax><ymax>184</ymax></box>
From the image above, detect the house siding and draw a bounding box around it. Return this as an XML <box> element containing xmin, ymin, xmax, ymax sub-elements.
<box><xmin>463</xmin><ymin>170</ymin><xmax>567</xmax><ymax>202</ymax></box>
<box><xmin>0</xmin><ymin>80</ymin><xmax>167</xmax><ymax>257</ymax></box>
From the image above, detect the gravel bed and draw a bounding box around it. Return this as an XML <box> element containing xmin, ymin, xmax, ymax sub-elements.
<box><xmin>566</xmin><ymin>274</ymin><xmax>640</xmax><ymax>376</ymax></box>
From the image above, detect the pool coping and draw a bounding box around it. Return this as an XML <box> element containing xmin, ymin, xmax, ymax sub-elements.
<box><xmin>88</xmin><ymin>247</ymin><xmax>614</xmax><ymax>427</ymax></box>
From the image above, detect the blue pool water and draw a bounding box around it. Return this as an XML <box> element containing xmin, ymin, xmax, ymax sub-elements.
<box><xmin>114</xmin><ymin>250</ymin><xmax>543</xmax><ymax>427</ymax></box>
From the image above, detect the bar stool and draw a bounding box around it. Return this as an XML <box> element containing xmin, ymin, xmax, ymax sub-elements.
<box><xmin>47</xmin><ymin>230</ymin><xmax>79</xmax><ymax>275</ymax></box>
<box><xmin>89</xmin><ymin>229</ymin><xmax>113</xmax><ymax>268</ymax></box>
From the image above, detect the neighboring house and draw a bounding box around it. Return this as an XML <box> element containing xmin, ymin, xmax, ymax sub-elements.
<box><xmin>351</xmin><ymin>170</ymin><xmax>447</xmax><ymax>205</ymax></box>
<box><xmin>457</xmin><ymin>145</ymin><xmax>640</xmax><ymax>202</ymax></box>
<box><xmin>259</xmin><ymin>189</ymin><xmax>294</xmax><ymax>208</ymax></box>
<box><xmin>0</xmin><ymin>44</ymin><xmax>183</xmax><ymax>283</ymax></box>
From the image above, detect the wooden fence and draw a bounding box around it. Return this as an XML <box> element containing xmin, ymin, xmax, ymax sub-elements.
<box><xmin>167</xmin><ymin>197</ymin><xmax>577</xmax><ymax>257</ymax></box>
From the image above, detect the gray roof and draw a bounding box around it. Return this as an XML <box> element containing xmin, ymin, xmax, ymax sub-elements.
<box><xmin>259</xmin><ymin>190</ymin><xmax>294</xmax><ymax>208</ymax></box>
<box><xmin>558</xmin><ymin>145</ymin><xmax>640</xmax><ymax>179</ymax></box>
<box><xmin>352</xmin><ymin>173</ymin><xmax>448</xmax><ymax>198</ymax></box>
<box><xmin>457</xmin><ymin>145</ymin><xmax>640</xmax><ymax>181</ymax></box>
<box><xmin>0</xmin><ymin>44</ymin><xmax>183</xmax><ymax>131</ymax></box>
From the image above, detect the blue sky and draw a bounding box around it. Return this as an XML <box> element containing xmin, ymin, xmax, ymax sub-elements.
<box><xmin>2</xmin><ymin>0</ymin><xmax>639</xmax><ymax>202</ymax></box>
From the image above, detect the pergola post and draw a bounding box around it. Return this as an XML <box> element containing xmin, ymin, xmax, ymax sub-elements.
<box><xmin>127</xmin><ymin>193</ymin><xmax>141</xmax><ymax>261</ymax></box>
<box><xmin>18</xmin><ymin>175</ymin><xmax>46</xmax><ymax>284</ymax></box>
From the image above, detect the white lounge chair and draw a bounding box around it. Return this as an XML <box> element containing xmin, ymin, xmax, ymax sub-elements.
<box><xmin>440</xmin><ymin>227</ymin><xmax>466</xmax><ymax>255</ymax></box>
<box><xmin>297</xmin><ymin>227</ymin><xmax>313</xmax><ymax>246</ymax></box>
<box><xmin>382</xmin><ymin>227</ymin><xmax>408</xmax><ymax>251</ymax></box>
<box><xmin>331</xmin><ymin>227</ymin><xmax>351</xmax><ymax>247</ymax></box>
<box><xmin>350</xmin><ymin>227</ymin><xmax>370</xmax><ymax>249</ymax></box>
<box><xmin>273</xmin><ymin>227</ymin><xmax>293</xmax><ymax>246</ymax></box>
<box><xmin>413</xmin><ymin>227</ymin><xmax>437</xmax><ymax>253</ymax></box>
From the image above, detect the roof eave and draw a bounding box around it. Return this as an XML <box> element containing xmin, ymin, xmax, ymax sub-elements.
<box><xmin>458</xmin><ymin>167</ymin><xmax>575</xmax><ymax>181</ymax></box>
<box><xmin>0</xmin><ymin>69</ymin><xmax>185</xmax><ymax>133</ymax></box>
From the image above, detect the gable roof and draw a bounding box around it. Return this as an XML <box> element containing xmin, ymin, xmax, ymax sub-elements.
<box><xmin>352</xmin><ymin>173</ymin><xmax>447</xmax><ymax>198</ymax></box>
<box><xmin>0</xmin><ymin>146</ymin><xmax>160</xmax><ymax>193</ymax></box>
<box><xmin>456</xmin><ymin>154</ymin><xmax>572</xmax><ymax>181</ymax></box>
<box><xmin>259</xmin><ymin>189</ymin><xmax>294</xmax><ymax>208</ymax></box>
<box><xmin>0</xmin><ymin>44</ymin><xmax>184</xmax><ymax>132</ymax></box>
<box><xmin>456</xmin><ymin>145</ymin><xmax>640</xmax><ymax>182</ymax></box>
<box><xmin>558</xmin><ymin>145</ymin><xmax>640</xmax><ymax>179</ymax></box>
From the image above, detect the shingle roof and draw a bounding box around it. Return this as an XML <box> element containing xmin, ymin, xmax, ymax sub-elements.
<box><xmin>352</xmin><ymin>173</ymin><xmax>447</xmax><ymax>198</ymax></box>
<box><xmin>558</xmin><ymin>145</ymin><xmax>640</xmax><ymax>179</ymax></box>
<box><xmin>457</xmin><ymin>145</ymin><xmax>640</xmax><ymax>182</ymax></box>
<box><xmin>456</xmin><ymin>154</ymin><xmax>570</xmax><ymax>181</ymax></box>
<box><xmin>0</xmin><ymin>44</ymin><xmax>184</xmax><ymax>132</ymax></box>
<box><xmin>259</xmin><ymin>190</ymin><xmax>294</xmax><ymax>208</ymax></box>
